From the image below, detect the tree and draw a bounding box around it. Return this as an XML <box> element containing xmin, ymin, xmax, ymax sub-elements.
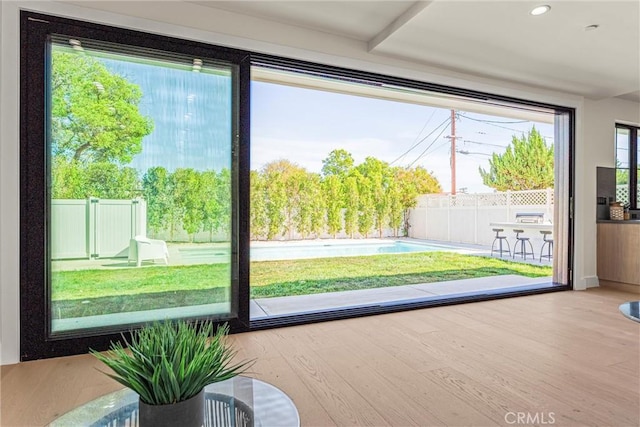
<box><xmin>309</xmin><ymin>177</ymin><xmax>326</xmax><ymax>238</ymax></box>
<box><xmin>357</xmin><ymin>157</ymin><xmax>391</xmax><ymax>237</ymax></box>
<box><xmin>323</xmin><ymin>175</ymin><xmax>343</xmax><ymax>238</ymax></box>
<box><xmin>262</xmin><ymin>160</ymin><xmax>305</xmax><ymax>239</ymax></box>
<box><xmin>200</xmin><ymin>170</ymin><xmax>231</xmax><ymax>242</ymax></box>
<box><xmin>142</xmin><ymin>167</ymin><xmax>174</xmax><ymax>238</ymax></box>
<box><xmin>200</xmin><ymin>170</ymin><xmax>218</xmax><ymax>242</ymax></box>
<box><xmin>51</xmin><ymin>157</ymin><xmax>86</xmax><ymax>199</ymax></box>
<box><xmin>214</xmin><ymin>169</ymin><xmax>232</xmax><ymax>239</ymax></box>
<box><xmin>52</xmin><ymin>158</ymin><xmax>140</xmax><ymax>199</ymax></box>
<box><xmin>321</xmin><ymin>149</ymin><xmax>354</xmax><ymax>177</ymax></box>
<box><xmin>172</xmin><ymin>168</ymin><xmax>203</xmax><ymax>242</ymax></box>
<box><xmin>395</xmin><ymin>166</ymin><xmax>441</xmax><ymax>235</ymax></box>
<box><xmin>387</xmin><ymin>179</ymin><xmax>403</xmax><ymax>237</ymax></box>
<box><xmin>479</xmin><ymin>126</ymin><xmax>554</xmax><ymax>191</ymax></box>
<box><xmin>250</xmin><ymin>171</ymin><xmax>268</xmax><ymax>240</ymax></box>
<box><xmin>356</xmin><ymin>173</ymin><xmax>375</xmax><ymax>238</ymax></box>
<box><xmin>296</xmin><ymin>173</ymin><xmax>324</xmax><ymax>239</ymax></box>
<box><xmin>248</xmin><ymin>152</ymin><xmax>443</xmax><ymax>241</ymax></box>
<box><xmin>51</xmin><ymin>51</ymin><xmax>153</xmax><ymax>165</ymax></box>
<box><xmin>343</xmin><ymin>175</ymin><xmax>360</xmax><ymax>238</ymax></box>
<box><xmin>82</xmin><ymin>162</ymin><xmax>140</xmax><ymax>199</ymax></box>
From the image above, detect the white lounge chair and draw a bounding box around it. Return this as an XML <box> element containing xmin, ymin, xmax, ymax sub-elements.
<box><xmin>128</xmin><ymin>236</ymin><xmax>169</xmax><ymax>267</ymax></box>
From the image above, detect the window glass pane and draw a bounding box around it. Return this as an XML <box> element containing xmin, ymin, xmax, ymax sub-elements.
<box><xmin>249</xmin><ymin>65</ymin><xmax>557</xmax><ymax>319</ymax></box>
<box><xmin>616</xmin><ymin>128</ymin><xmax>630</xmax><ymax>205</ymax></box>
<box><xmin>616</xmin><ymin>127</ymin><xmax>630</xmax><ymax>168</ymax></box>
<box><xmin>49</xmin><ymin>39</ymin><xmax>235</xmax><ymax>334</ymax></box>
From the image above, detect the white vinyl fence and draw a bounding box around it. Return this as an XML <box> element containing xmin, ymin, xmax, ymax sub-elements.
<box><xmin>408</xmin><ymin>189</ymin><xmax>554</xmax><ymax>247</ymax></box>
<box><xmin>51</xmin><ymin>198</ymin><xmax>146</xmax><ymax>260</ymax></box>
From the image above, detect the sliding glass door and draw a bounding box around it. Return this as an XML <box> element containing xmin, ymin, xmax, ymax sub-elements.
<box><xmin>21</xmin><ymin>12</ymin><xmax>250</xmax><ymax>359</ymax></box>
<box><xmin>248</xmin><ymin>60</ymin><xmax>572</xmax><ymax>323</ymax></box>
<box><xmin>49</xmin><ymin>39</ymin><xmax>239</xmax><ymax>333</ymax></box>
<box><xmin>21</xmin><ymin>11</ymin><xmax>572</xmax><ymax>361</ymax></box>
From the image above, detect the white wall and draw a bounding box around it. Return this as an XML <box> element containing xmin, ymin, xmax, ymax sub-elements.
<box><xmin>1</xmin><ymin>2</ymin><xmax>21</xmax><ymax>366</ymax></box>
<box><xmin>0</xmin><ymin>0</ymin><xmax>633</xmax><ymax>364</ymax></box>
<box><xmin>577</xmin><ymin>98</ymin><xmax>640</xmax><ymax>290</ymax></box>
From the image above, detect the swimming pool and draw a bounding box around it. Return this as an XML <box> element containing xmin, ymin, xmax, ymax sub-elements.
<box><xmin>178</xmin><ymin>240</ymin><xmax>454</xmax><ymax>263</ymax></box>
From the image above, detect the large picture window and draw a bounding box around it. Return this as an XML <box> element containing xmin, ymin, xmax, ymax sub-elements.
<box><xmin>248</xmin><ymin>63</ymin><xmax>569</xmax><ymax>321</ymax></box>
<box><xmin>21</xmin><ymin>12</ymin><xmax>573</xmax><ymax>360</ymax></box>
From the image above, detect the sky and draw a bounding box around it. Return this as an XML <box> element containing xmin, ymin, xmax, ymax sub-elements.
<box><xmin>94</xmin><ymin>49</ymin><xmax>555</xmax><ymax>194</ymax></box>
<box><xmin>251</xmin><ymin>81</ymin><xmax>555</xmax><ymax>194</ymax></box>
<box><xmin>97</xmin><ymin>53</ymin><xmax>233</xmax><ymax>173</ymax></box>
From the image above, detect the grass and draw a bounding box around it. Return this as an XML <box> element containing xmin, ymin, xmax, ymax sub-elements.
<box><xmin>52</xmin><ymin>264</ymin><xmax>230</xmax><ymax>300</ymax></box>
<box><xmin>52</xmin><ymin>252</ymin><xmax>551</xmax><ymax>318</ymax></box>
<box><xmin>249</xmin><ymin>252</ymin><xmax>550</xmax><ymax>297</ymax></box>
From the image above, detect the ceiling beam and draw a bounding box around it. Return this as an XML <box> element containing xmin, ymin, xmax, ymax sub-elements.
<box><xmin>367</xmin><ymin>1</ymin><xmax>432</xmax><ymax>53</ymax></box>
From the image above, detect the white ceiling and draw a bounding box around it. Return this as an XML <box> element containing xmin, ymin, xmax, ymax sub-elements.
<box><xmin>192</xmin><ymin>0</ymin><xmax>640</xmax><ymax>101</ymax></box>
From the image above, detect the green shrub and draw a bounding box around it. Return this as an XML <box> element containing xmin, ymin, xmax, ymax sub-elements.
<box><xmin>91</xmin><ymin>321</ymin><xmax>252</xmax><ymax>405</ymax></box>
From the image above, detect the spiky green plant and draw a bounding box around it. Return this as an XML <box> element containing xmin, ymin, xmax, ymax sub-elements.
<box><xmin>91</xmin><ymin>321</ymin><xmax>252</xmax><ymax>405</ymax></box>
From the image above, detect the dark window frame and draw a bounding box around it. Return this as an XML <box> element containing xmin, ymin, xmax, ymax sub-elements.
<box><xmin>247</xmin><ymin>57</ymin><xmax>575</xmax><ymax>330</ymax></box>
<box><xmin>21</xmin><ymin>11</ymin><xmax>575</xmax><ymax>361</ymax></box>
<box><xmin>615</xmin><ymin>123</ymin><xmax>639</xmax><ymax>209</ymax></box>
<box><xmin>20</xmin><ymin>11</ymin><xmax>251</xmax><ymax>360</ymax></box>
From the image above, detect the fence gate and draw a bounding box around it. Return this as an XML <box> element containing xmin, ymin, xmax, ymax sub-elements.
<box><xmin>51</xmin><ymin>198</ymin><xmax>146</xmax><ymax>260</ymax></box>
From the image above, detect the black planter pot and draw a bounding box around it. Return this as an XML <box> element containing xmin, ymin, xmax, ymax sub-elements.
<box><xmin>138</xmin><ymin>389</ymin><xmax>205</xmax><ymax>427</ymax></box>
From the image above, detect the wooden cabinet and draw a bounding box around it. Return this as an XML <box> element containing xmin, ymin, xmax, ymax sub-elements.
<box><xmin>597</xmin><ymin>222</ymin><xmax>640</xmax><ymax>288</ymax></box>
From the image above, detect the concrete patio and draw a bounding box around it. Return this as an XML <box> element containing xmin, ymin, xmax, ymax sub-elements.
<box><xmin>250</xmin><ymin>274</ymin><xmax>553</xmax><ymax>318</ymax></box>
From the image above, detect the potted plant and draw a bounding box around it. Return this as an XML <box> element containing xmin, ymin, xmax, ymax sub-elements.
<box><xmin>91</xmin><ymin>320</ymin><xmax>252</xmax><ymax>427</ymax></box>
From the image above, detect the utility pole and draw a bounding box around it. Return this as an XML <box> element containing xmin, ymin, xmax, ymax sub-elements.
<box><xmin>450</xmin><ymin>109</ymin><xmax>457</xmax><ymax>195</ymax></box>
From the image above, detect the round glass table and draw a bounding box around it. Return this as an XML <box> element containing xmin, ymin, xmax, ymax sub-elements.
<box><xmin>48</xmin><ymin>376</ymin><xmax>299</xmax><ymax>427</ymax></box>
<box><xmin>619</xmin><ymin>301</ymin><xmax>640</xmax><ymax>323</ymax></box>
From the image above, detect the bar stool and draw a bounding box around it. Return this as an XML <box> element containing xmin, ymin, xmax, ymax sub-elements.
<box><xmin>540</xmin><ymin>230</ymin><xmax>553</xmax><ymax>262</ymax></box>
<box><xmin>512</xmin><ymin>229</ymin><xmax>535</xmax><ymax>260</ymax></box>
<box><xmin>491</xmin><ymin>228</ymin><xmax>511</xmax><ymax>257</ymax></box>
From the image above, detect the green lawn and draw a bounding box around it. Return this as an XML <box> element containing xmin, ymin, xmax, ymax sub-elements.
<box><xmin>52</xmin><ymin>252</ymin><xmax>551</xmax><ymax>318</ymax></box>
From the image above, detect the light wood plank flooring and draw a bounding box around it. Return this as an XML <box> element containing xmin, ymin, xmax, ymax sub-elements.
<box><xmin>1</xmin><ymin>288</ymin><xmax>639</xmax><ymax>426</ymax></box>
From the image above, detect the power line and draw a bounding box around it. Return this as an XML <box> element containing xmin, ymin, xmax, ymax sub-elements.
<box><xmin>459</xmin><ymin>113</ymin><xmax>532</xmax><ymax>134</ymax></box>
<box><xmin>390</xmin><ymin>116</ymin><xmax>451</xmax><ymax>165</ymax></box>
<box><xmin>459</xmin><ymin>115</ymin><xmax>529</xmax><ymax>124</ymax></box>
<box><xmin>459</xmin><ymin>114</ymin><xmax>527</xmax><ymax>134</ymax></box>
<box><xmin>427</xmin><ymin>140</ymin><xmax>452</xmax><ymax>154</ymax></box>
<box><xmin>463</xmin><ymin>139</ymin><xmax>507</xmax><ymax>149</ymax></box>
<box><xmin>409</xmin><ymin>108</ymin><xmax>437</xmax><ymax>146</ymax></box>
<box><xmin>390</xmin><ymin>116</ymin><xmax>450</xmax><ymax>165</ymax></box>
<box><xmin>406</xmin><ymin>121</ymin><xmax>452</xmax><ymax>168</ymax></box>
<box><xmin>458</xmin><ymin>113</ymin><xmax>554</xmax><ymax>140</ymax></box>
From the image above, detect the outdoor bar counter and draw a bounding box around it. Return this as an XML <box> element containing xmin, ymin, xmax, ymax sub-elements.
<box><xmin>596</xmin><ymin>220</ymin><xmax>640</xmax><ymax>292</ymax></box>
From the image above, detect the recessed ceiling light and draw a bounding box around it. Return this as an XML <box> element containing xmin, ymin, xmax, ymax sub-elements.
<box><xmin>530</xmin><ymin>5</ymin><xmax>551</xmax><ymax>16</ymax></box>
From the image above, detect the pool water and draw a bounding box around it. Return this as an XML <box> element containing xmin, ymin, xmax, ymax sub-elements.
<box><xmin>178</xmin><ymin>241</ymin><xmax>453</xmax><ymax>263</ymax></box>
<box><xmin>251</xmin><ymin>241</ymin><xmax>451</xmax><ymax>261</ymax></box>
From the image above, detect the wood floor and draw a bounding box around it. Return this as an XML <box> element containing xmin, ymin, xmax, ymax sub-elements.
<box><xmin>1</xmin><ymin>288</ymin><xmax>639</xmax><ymax>426</ymax></box>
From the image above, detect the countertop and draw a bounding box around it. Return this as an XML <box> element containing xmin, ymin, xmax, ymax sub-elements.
<box><xmin>597</xmin><ymin>219</ymin><xmax>640</xmax><ymax>223</ymax></box>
